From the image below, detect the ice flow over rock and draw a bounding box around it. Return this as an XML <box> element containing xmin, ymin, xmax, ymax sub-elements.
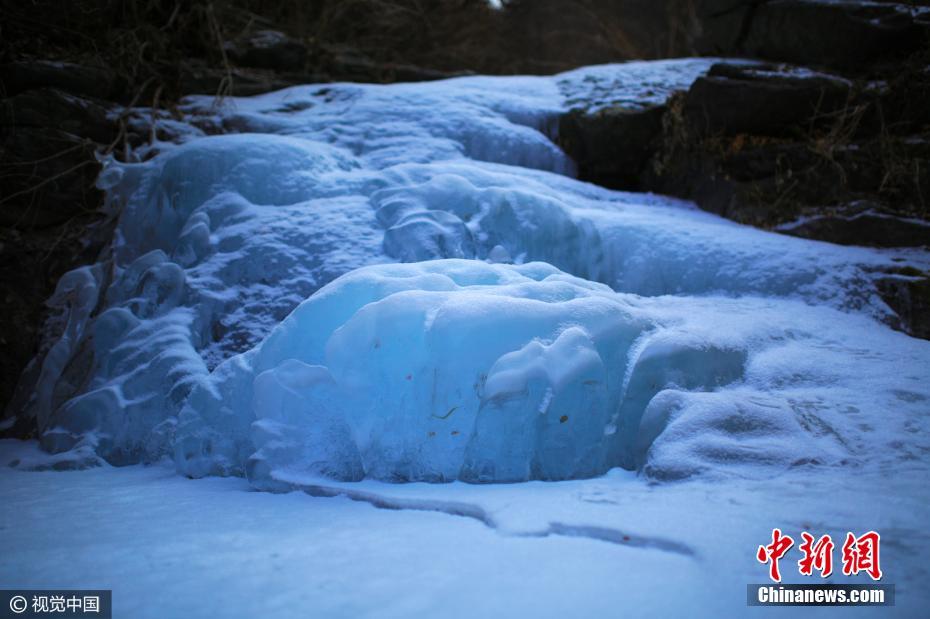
<box><xmin>15</xmin><ymin>59</ymin><xmax>930</xmax><ymax>484</ymax></box>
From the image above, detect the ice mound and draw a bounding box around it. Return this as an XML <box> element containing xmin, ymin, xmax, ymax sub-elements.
<box><xmin>176</xmin><ymin>260</ymin><xmax>798</xmax><ymax>484</ymax></box>
<box><xmin>175</xmin><ymin>259</ymin><xmax>930</xmax><ymax>486</ymax></box>
<box><xmin>175</xmin><ymin>260</ymin><xmax>658</xmax><ymax>483</ymax></box>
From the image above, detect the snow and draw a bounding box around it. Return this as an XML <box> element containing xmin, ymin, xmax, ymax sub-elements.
<box><xmin>5</xmin><ymin>58</ymin><xmax>930</xmax><ymax>616</ymax></box>
<box><xmin>2</xmin><ymin>446</ymin><xmax>928</xmax><ymax>618</ymax></box>
<box><xmin>557</xmin><ymin>58</ymin><xmax>746</xmax><ymax>111</ymax></box>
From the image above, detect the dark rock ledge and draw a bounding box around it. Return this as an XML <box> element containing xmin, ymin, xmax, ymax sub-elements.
<box><xmin>558</xmin><ymin>0</ymin><xmax>930</xmax><ymax>339</ymax></box>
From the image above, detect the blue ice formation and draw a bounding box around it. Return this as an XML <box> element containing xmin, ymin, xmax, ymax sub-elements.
<box><xmin>13</xmin><ymin>59</ymin><xmax>930</xmax><ymax>485</ymax></box>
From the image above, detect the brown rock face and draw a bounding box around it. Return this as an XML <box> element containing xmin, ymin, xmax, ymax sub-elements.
<box><xmin>877</xmin><ymin>272</ymin><xmax>930</xmax><ymax>340</ymax></box>
<box><xmin>0</xmin><ymin>65</ymin><xmax>122</xmax><ymax>422</ymax></box>
<box><xmin>559</xmin><ymin>104</ymin><xmax>666</xmax><ymax>189</ymax></box>
<box><xmin>645</xmin><ymin>59</ymin><xmax>930</xmax><ymax>235</ymax></box>
<box><xmin>682</xmin><ymin>63</ymin><xmax>851</xmax><ymax>137</ymax></box>
<box><xmin>695</xmin><ymin>0</ymin><xmax>930</xmax><ymax>70</ymax></box>
<box><xmin>556</xmin><ymin>2</ymin><xmax>930</xmax><ymax>338</ymax></box>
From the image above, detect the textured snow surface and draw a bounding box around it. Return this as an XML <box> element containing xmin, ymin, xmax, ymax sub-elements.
<box><xmin>14</xmin><ymin>59</ymin><xmax>930</xmax><ymax>486</ymax></box>
<box><xmin>557</xmin><ymin>57</ymin><xmax>748</xmax><ymax>111</ymax></box>
<box><xmin>2</xmin><ymin>449</ymin><xmax>928</xmax><ymax>619</ymax></box>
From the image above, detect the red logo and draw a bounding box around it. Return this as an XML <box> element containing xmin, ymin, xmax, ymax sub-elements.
<box><xmin>756</xmin><ymin>528</ymin><xmax>794</xmax><ymax>583</ymax></box>
<box><xmin>758</xmin><ymin>529</ymin><xmax>882</xmax><ymax>582</ymax></box>
<box><xmin>798</xmin><ymin>532</ymin><xmax>834</xmax><ymax>578</ymax></box>
<box><xmin>841</xmin><ymin>531</ymin><xmax>883</xmax><ymax>581</ymax></box>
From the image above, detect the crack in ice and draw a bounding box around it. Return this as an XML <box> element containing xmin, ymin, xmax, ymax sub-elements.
<box><xmin>289</xmin><ymin>479</ymin><xmax>696</xmax><ymax>556</ymax></box>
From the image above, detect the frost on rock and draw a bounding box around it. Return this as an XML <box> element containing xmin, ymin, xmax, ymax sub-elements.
<box><xmin>557</xmin><ymin>58</ymin><xmax>740</xmax><ymax>111</ymax></box>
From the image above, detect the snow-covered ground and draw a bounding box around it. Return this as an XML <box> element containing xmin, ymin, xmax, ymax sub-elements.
<box><xmin>2</xmin><ymin>441</ymin><xmax>927</xmax><ymax>618</ymax></box>
<box><xmin>3</xmin><ymin>59</ymin><xmax>930</xmax><ymax>617</ymax></box>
